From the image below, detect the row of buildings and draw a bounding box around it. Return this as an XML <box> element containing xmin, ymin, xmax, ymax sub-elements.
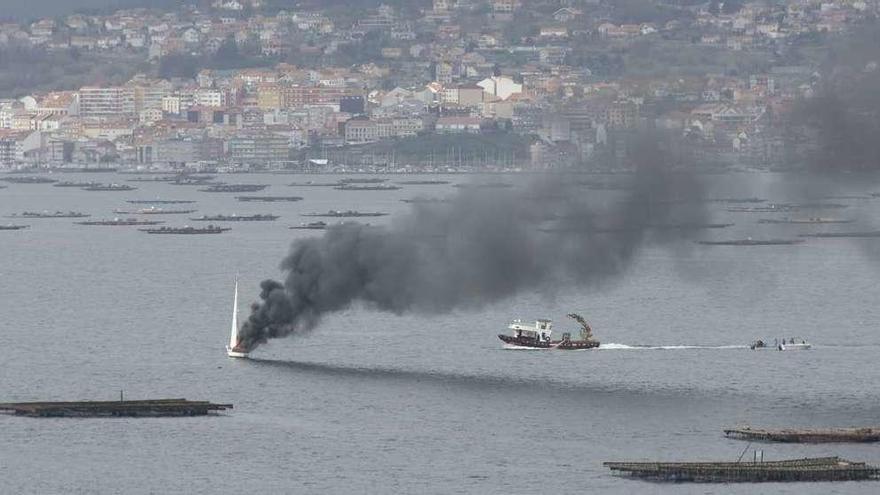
<box><xmin>1</xmin><ymin>0</ymin><xmax>877</xmax><ymax>169</ymax></box>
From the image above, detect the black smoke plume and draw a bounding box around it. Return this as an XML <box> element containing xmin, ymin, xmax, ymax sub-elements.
<box><xmin>790</xmin><ymin>24</ymin><xmax>880</xmax><ymax>173</ymax></box>
<box><xmin>239</xmin><ymin>134</ymin><xmax>707</xmax><ymax>351</ymax></box>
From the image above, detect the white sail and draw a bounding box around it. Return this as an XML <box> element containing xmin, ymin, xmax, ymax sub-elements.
<box><xmin>229</xmin><ymin>278</ymin><xmax>239</xmax><ymax>349</ymax></box>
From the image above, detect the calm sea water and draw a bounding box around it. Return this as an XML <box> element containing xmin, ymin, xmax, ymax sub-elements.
<box><xmin>1</xmin><ymin>172</ymin><xmax>880</xmax><ymax>494</ymax></box>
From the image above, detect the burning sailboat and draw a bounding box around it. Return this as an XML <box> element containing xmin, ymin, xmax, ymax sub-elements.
<box><xmin>226</xmin><ymin>278</ymin><xmax>249</xmax><ymax>358</ymax></box>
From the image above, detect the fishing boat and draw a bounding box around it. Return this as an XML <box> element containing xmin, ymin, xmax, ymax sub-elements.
<box><xmin>499</xmin><ymin>313</ymin><xmax>600</xmax><ymax>350</ymax></box>
<box><xmin>226</xmin><ymin>278</ymin><xmax>249</xmax><ymax>358</ymax></box>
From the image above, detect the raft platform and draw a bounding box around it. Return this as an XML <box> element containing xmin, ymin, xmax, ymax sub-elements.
<box><xmin>725</xmin><ymin>427</ymin><xmax>880</xmax><ymax>443</ymax></box>
<box><xmin>604</xmin><ymin>456</ymin><xmax>880</xmax><ymax>482</ymax></box>
<box><xmin>0</xmin><ymin>398</ymin><xmax>232</xmax><ymax>417</ymax></box>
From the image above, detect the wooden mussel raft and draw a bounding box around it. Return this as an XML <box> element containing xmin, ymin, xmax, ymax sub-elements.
<box><xmin>0</xmin><ymin>398</ymin><xmax>232</xmax><ymax>417</ymax></box>
<box><xmin>604</xmin><ymin>456</ymin><xmax>880</xmax><ymax>482</ymax></box>
<box><xmin>725</xmin><ymin>427</ymin><xmax>880</xmax><ymax>443</ymax></box>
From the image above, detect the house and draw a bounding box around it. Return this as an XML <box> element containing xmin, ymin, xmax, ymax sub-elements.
<box><xmin>36</xmin><ymin>92</ymin><xmax>79</xmax><ymax>116</ymax></box>
<box><xmin>539</xmin><ymin>26</ymin><xmax>569</xmax><ymax>39</ymax></box>
<box><xmin>478</xmin><ymin>34</ymin><xmax>498</xmax><ymax>49</ymax></box>
<box><xmin>0</xmin><ymin>131</ymin><xmax>27</xmax><ymax>165</ymax></box>
<box><xmin>30</xmin><ymin>19</ymin><xmax>56</xmax><ymax>38</ymax></box>
<box><xmin>139</xmin><ymin>108</ymin><xmax>165</xmax><ymax>125</ymax></box>
<box><xmin>552</xmin><ymin>8</ymin><xmax>582</xmax><ymax>23</ymax></box>
<box><xmin>493</xmin><ymin>0</ymin><xmax>518</xmax><ymax>13</ymax></box>
<box><xmin>690</xmin><ymin>103</ymin><xmax>763</xmax><ymax>124</ymax></box>
<box><xmin>377</xmin><ymin>87</ymin><xmax>413</xmax><ymax>107</ymax></box>
<box><xmin>597</xmin><ymin>23</ymin><xmax>617</xmax><ymax>37</ymax></box>
<box><xmin>478</xmin><ymin>76</ymin><xmax>522</xmax><ymax>100</ymax></box>
<box><xmin>435</xmin><ymin>116</ymin><xmax>482</xmax><ymax>133</ymax></box>
<box><xmin>344</xmin><ymin>117</ymin><xmax>378</xmax><ymax>143</ymax></box>
<box><xmin>457</xmin><ymin>85</ymin><xmax>485</xmax><ymax>107</ymax></box>
<box><xmin>182</xmin><ymin>27</ymin><xmax>201</xmax><ymax>44</ymax></box>
<box><xmin>65</xmin><ymin>15</ymin><xmax>90</xmax><ymax>32</ymax></box>
<box><xmin>381</xmin><ymin>47</ymin><xmax>403</xmax><ymax>59</ymax></box>
<box><xmin>214</xmin><ymin>0</ymin><xmax>244</xmax><ymax>10</ymax></box>
<box><xmin>391</xmin><ymin>117</ymin><xmax>423</xmax><ymax>137</ymax></box>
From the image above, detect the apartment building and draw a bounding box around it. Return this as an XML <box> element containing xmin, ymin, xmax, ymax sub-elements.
<box><xmin>78</xmin><ymin>87</ymin><xmax>135</xmax><ymax>117</ymax></box>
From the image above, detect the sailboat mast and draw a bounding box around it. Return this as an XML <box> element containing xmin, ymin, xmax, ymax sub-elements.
<box><xmin>230</xmin><ymin>278</ymin><xmax>239</xmax><ymax>348</ymax></box>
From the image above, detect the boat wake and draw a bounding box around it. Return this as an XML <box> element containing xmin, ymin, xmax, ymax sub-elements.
<box><xmin>501</xmin><ymin>342</ymin><xmax>748</xmax><ymax>350</ymax></box>
<box><xmin>599</xmin><ymin>343</ymin><xmax>748</xmax><ymax>350</ymax></box>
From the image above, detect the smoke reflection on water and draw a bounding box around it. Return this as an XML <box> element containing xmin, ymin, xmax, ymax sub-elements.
<box><xmin>246</xmin><ymin>357</ymin><xmax>732</xmax><ymax>403</ymax></box>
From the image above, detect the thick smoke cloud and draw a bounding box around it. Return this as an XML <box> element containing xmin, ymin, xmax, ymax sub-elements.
<box><xmin>238</xmin><ymin>134</ymin><xmax>708</xmax><ymax>351</ymax></box>
<box><xmin>792</xmin><ymin>24</ymin><xmax>880</xmax><ymax>173</ymax></box>
<box><xmin>781</xmin><ymin>24</ymin><xmax>880</xmax><ymax>258</ymax></box>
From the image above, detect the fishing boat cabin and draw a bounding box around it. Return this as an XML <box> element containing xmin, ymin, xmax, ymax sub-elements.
<box><xmin>507</xmin><ymin>319</ymin><xmax>553</xmax><ymax>343</ymax></box>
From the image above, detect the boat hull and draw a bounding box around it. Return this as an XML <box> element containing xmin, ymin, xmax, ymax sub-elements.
<box><xmin>498</xmin><ymin>335</ymin><xmax>599</xmax><ymax>350</ymax></box>
<box><xmin>751</xmin><ymin>341</ymin><xmax>811</xmax><ymax>351</ymax></box>
<box><xmin>226</xmin><ymin>346</ymin><xmax>249</xmax><ymax>358</ymax></box>
<box><xmin>778</xmin><ymin>343</ymin><xmax>811</xmax><ymax>351</ymax></box>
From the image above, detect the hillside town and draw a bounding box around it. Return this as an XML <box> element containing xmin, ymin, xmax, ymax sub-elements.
<box><xmin>0</xmin><ymin>0</ymin><xmax>877</xmax><ymax>171</ymax></box>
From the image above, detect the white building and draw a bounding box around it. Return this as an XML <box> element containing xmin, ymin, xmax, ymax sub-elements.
<box><xmin>195</xmin><ymin>89</ymin><xmax>226</xmax><ymax>107</ymax></box>
<box><xmin>477</xmin><ymin>76</ymin><xmax>522</xmax><ymax>100</ymax></box>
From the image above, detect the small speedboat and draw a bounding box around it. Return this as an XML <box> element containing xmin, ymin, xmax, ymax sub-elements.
<box><xmin>778</xmin><ymin>340</ymin><xmax>811</xmax><ymax>351</ymax></box>
<box><xmin>751</xmin><ymin>338</ymin><xmax>811</xmax><ymax>351</ymax></box>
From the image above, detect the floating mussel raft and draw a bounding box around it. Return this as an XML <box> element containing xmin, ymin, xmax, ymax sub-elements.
<box><xmin>0</xmin><ymin>399</ymin><xmax>232</xmax><ymax>417</ymax></box>
<box><xmin>604</xmin><ymin>457</ymin><xmax>880</xmax><ymax>482</ymax></box>
<box><xmin>724</xmin><ymin>427</ymin><xmax>880</xmax><ymax>443</ymax></box>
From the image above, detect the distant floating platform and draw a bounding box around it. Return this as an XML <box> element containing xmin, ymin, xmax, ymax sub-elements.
<box><xmin>799</xmin><ymin>231</ymin><xmax>880</xmax><ymax>238</ymax></box>
<box><xmin>605</xmin><ymin>456</ymin><xmax>880</xmax><ymax>482</ymax></box>
<box><xmin>725</xmin><ymin>427</ymin><xmax>880</xmax><ymax>443</ymax></box>
<box><xmin>0</xmin><ymin>398</ymin><xmax>232</xmax><ymax>417</ymax></box>
<box><xmin>697</xmin><ymin>239</ymin><xmax>804</xmax><ymax>246</ymax></box>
